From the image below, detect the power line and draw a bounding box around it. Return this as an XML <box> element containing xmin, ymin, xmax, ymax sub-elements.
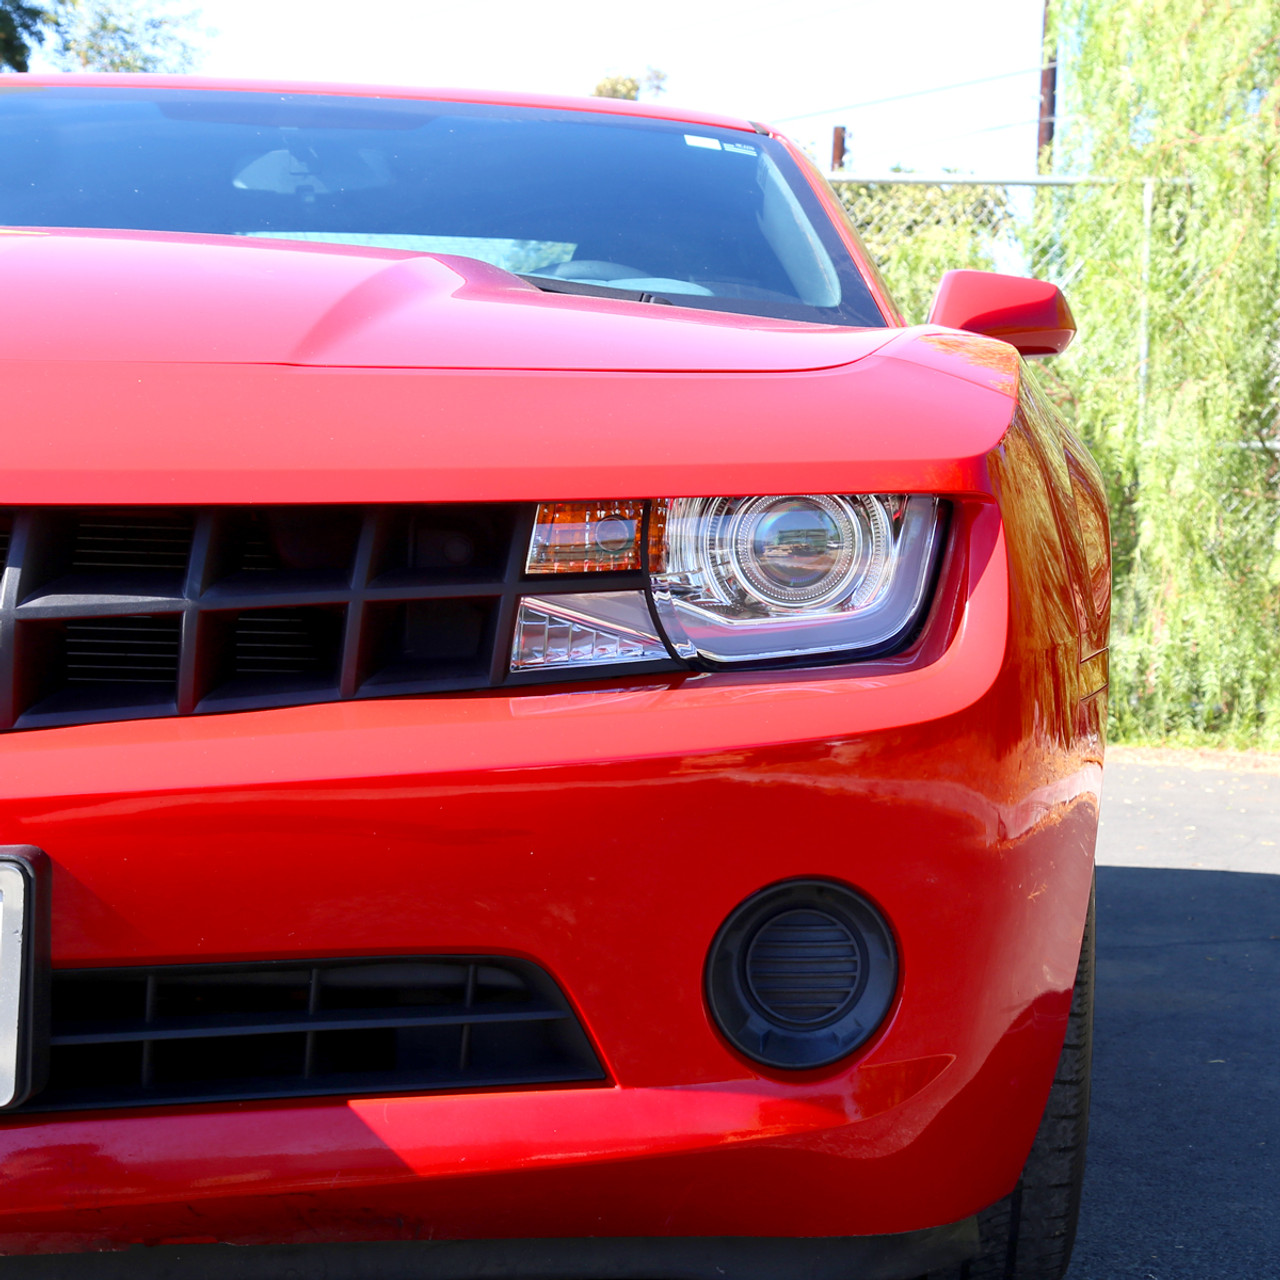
<box><xmin>940</xmin><ymin>117</ymin><xmax>1051</xmax><ymax>139</ymax></box>
<box><xmin>773</xmin><ymin>67</ymin><xmax>1047</xmax><ymax>123</ymax></box>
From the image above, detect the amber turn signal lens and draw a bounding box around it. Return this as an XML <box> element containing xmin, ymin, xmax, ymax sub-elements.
<box><xmin>526</xmin><ymin>501</ymin><xmax>644</xmax><ymax>574</ymax></box>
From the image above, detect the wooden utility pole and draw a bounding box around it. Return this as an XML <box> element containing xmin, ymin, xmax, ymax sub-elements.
<box><xmin>831</xmin><ymin>126</ymin><xmax>847</xmax><ymax>171</ymax></box>
<box><xmin>1038</xmin><ymin>0</ymin><xmax>1057</xmax><ymax>163</ymax></box>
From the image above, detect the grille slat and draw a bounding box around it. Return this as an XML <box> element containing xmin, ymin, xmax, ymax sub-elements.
<box><xmin>21</xmin><ymin>956</ymin><xmax>604</xmax><ymax>1113</ymax></box>
<box><xmin>2</xmin><ymin>503</ymin><xmax>673</xmax><ymax>731</ymax></box>
<box><xmin>745</xmin><ymin>909</ymin><xmax>864</xmax><ymax>1026</ymax></box>
<box><xmin>61</xmin><ymin>615</ymin><xmax>181</xmax><ymax>686</ymax></box>
<box><xmin>234</xmin><ymin>611</ymin><xmax>331</xmax><ymax>674</ymax></box>
<box><xmin>238</xmin><ymin>533</ymin><xmax>276</xmax><ymax>572</ymax></box>
<box><xmin>70</xmin><ymin>514</ymin><xmax>194</xmax><ymax>572</ymax></box>
<box><xmin>51</xmin><ymin>1002</ymin><xmax>568</xmax><ymax>1045</ymax></box>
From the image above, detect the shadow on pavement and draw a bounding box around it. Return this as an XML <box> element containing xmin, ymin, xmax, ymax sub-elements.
<box><xmin>1069</xmin><ymin>865</ymin><xmax>1280</xmax><ymax>1278</ymax></box>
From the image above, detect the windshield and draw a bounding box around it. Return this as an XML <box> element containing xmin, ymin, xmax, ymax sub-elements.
<box><xmin>0</xmin><ymin>86</ymin><xmax>884</xmax><ymax>327</ymax></box>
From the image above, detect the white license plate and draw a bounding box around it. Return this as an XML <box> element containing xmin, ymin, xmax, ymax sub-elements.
<box><xmin>0</xmin><ymin>858</ymin><xmax>32</xmax><ymax>1108</ymax></box>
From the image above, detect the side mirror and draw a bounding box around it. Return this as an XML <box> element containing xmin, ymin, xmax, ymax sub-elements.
<box><xmin>927</xmin><ymin>269</ymin><xmax>1075</xmax><ymax>357</ymax></box>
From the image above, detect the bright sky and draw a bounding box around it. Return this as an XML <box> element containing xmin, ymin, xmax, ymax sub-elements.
<box><xmin>155</xmin><ymin>0</ymin><xmax>1048</xmax><ymax>177</ymax></box>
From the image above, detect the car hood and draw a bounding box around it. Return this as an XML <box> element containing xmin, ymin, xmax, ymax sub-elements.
<box><xmin>0</xmin><ymin>227</ymin><xmax>899</xmax><ymax>373</ymax></box>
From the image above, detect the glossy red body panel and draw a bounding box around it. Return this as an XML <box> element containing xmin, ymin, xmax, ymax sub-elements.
<box><xmin>928</xmin><ymin>270</ymin><xmax>1077</xmax><ymax>356</ymax></box>
<box><xmin>0</xmin><ymin>77</ymin><xmax>1109</xmax><ymax>1258</ymax></box>
<box><xmin>0</xmin><ymin>231</ymin><xmax>898</xmax><ymax>372</ymax></box>
<box><xmin>2</xmin><ymin>336</ymin><xmax>1016</xmax><ymax>506</ymax></box>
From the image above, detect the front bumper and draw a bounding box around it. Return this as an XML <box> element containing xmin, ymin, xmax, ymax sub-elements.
<box><xmin>0</xmin><ymin>501</ymin><xmax>1101</xmax><ymax>1252</ymax></box>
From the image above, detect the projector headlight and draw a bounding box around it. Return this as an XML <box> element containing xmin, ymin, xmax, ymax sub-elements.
<box><xmin>649</xmin><ymin>494</ymin><xmax>945</xmax><ymax>666</ymax></box>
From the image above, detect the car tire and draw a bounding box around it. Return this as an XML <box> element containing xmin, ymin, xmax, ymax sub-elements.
<box><xmin>925</xmin><ymin>878</ymin><xmax>1094</xmax><ymax>1280</ymax></box>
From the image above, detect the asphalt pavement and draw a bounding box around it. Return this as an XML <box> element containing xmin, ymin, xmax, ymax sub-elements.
<box><xmin>1067</xmin><ymin>757</ymin><xmax>1280</xmax><ymax>1279</ymax></box>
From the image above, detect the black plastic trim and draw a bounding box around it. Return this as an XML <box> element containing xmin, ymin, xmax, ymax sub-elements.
<box><xmin>518</xmin><ymin>274</ymin><xmax>675</xmax><ymax>305</ymax></box>
<box><xmin>705</xmin><ymin>879</ymin><xmax>898</xmax><ymax>1071</ymax></box>
<box><xmin>0</xmin><ymin>1220</ymin><xmax>980</xmax><ymax>1280</ymax></box>
<box><xmin>15</xmin><ymin>954</ymin><xmax>605</xmax><ymax>1113</ymax></box>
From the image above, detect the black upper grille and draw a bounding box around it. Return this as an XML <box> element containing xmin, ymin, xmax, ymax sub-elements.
<box><xmin>63</xmin><ymin>614</ymin><xmax>183</xmax><ymax>685</ymax></box>
<box><xmin>0</xmin><ymin>504</ymin><xmax>676</xmax><ymax>731</ymax></box>
<box><xmin>231</xmin><ymin>607</ymin><xmax>343</xmax><ymax>678</ymax></box>
<box><xmin>70</xmin><ymin>512</ymin><xmax>194</xmax><ymax>572</ymax></box>
<box><xmin>15</xmin><ymin>955</ymin><xmax>604</xmax><ymax>1113</ymax></box>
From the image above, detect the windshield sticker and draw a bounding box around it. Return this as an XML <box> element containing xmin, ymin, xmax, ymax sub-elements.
<box><xmin>683</xmin><ymin>135</ymin><xmax>722</xmax><ymax>150</ymax></box>
<box><xmin>724</xmin><ymin>142</ymin><xmax>757</xmax><ymax>156</ymax></box>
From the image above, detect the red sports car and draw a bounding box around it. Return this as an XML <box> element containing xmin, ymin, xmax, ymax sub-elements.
<box><xmin>0</xmin><ymin>77</ymin><xmax>1109</xmax><ymax>1280</ymax></box>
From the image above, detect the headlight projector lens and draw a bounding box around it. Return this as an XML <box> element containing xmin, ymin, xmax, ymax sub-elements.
<box><xmin>706</xmin><ymin>880</ymin><xmax>897</xmax><ymax>1070</ymax></box>
<box><xmin>731</xmin><ymin>494</ymin><xmax>882</xmax><ymax>609</ymax></box>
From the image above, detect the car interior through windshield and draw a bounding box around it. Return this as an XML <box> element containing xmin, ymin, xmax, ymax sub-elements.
<box><xmin>0</xmin><ymin>87</ymin><xmax>886</xmax><ymax>327</ymax></box>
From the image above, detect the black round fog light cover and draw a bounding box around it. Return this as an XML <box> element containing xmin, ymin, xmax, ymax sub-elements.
<box><xmin>706</xmin><ymin>880</ymin><xmax>897</xmax><ymax>1070</ymax></box>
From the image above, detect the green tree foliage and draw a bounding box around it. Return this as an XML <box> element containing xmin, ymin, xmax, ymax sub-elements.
<box><xmin>592</xmin><ymin>68</ymin><xmax>666</xmax><ymax>102</ymax></box>
<box><xmin>843</xmin><ymin>5</ymin><xmax>1280</xmax><ymax>746</ymax></box>
<box><xmin>45</xmin><ymin>0</ymin><xmax>198</xmax><ymax>71</ymax></box>
<box><xmin>0</xmin><ymin>0</ymin><xmax>198</xmax><ymax>72</ymax></box>
<box><xmin>592</xmin><ymin>74</ymin><xmax>639</xmax><ymax>100</ymax></box>
<box><xmin>0</xmin><ymin>1</ymin><xmax>42</xmax><ymax>71</ymax></box>
<box><xmin>1039</xmin><ymin>0</ymin><xmax>1280</xmax><ymax>744</ymax></box>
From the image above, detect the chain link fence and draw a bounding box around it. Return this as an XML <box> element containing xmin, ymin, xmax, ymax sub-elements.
<box><xmin>833</xmin><ymin>175</ymin><xmax>1037</xmax><ymax>321</ymax></box>
<box><xmin>830</xmin><ymin>173</ymin><xmax>1147</xmax><ymax>359</ymax></box>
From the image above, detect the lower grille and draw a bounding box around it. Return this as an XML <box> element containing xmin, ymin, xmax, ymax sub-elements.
<box><xmin>18</xmin><ymin>956</ymin><xmax>604</xmax><ymax>1113</ymax></box>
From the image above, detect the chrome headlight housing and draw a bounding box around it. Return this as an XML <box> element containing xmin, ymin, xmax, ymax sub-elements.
<box><xmin>649</xmin><ymin>494</ymin><xmax>944</xmax><ymax>665</ymax></box>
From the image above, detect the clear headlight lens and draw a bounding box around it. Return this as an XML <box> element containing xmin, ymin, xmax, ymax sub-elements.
<box><xmin>649</xmin><ymin>494</ymin><xmax>944</xmax><ymax>665</ymax></box>
<box><xmin>510</xmin><ymin>591</ymin><xmax>667</xmax><ymax>670</ymax></box>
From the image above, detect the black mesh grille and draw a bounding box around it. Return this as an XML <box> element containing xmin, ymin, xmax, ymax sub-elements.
<box><xmin>745</xmin><ymin>909</ymin><xmax>862</xmax><ymax>1025</ymax></box>
<box><xmin>0</xmin><ymin>504</ymin><xmax>675</xmax><ymax>731</ymax></box>
<box><xmin>17</xmin><ymin>955</ymin><xmax>604</xmax><ymax>1112</ymax></box>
